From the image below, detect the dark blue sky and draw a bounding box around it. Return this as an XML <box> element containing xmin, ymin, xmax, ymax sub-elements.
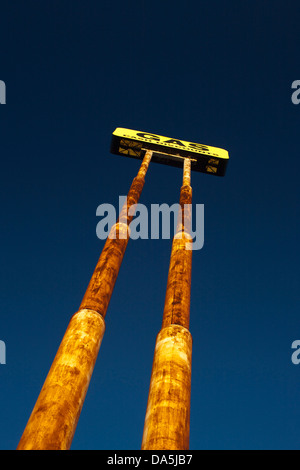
<box><xmin>1</xmin><ymin>0</ymin><xmax>300</xmax><ymax>450</ymax></box>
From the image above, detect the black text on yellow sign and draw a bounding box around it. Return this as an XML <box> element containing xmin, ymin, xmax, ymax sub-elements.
<box><xmin>111</xmin><ymin>128</ymin><xmax>229</xmax><ymax>176</ymax></box>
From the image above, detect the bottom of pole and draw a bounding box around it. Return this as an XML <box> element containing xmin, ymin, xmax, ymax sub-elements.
<box><xmin>17</xmin><ymin>308</ymin><xmax>105</xmax><ymax>450</ymax></box>
<box><xmin>141</xmin><ymin>325</ymin><xmax>192</xmax><ymax>450</ymax></box>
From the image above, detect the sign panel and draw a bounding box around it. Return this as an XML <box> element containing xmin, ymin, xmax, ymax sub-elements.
<box><xmin>110</xmin><ymin>128</ymin><xmax>229</xmax><ymax>176</ymax></box>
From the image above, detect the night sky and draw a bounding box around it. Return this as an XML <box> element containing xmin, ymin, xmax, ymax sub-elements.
<box><xmin>1</xmin><ymin>0</ymin><xmax>300</xmax><ymax>450</ymax></box>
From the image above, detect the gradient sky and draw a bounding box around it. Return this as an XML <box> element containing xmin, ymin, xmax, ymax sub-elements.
<box><xmin>1</xmin><ymin>0</ymin><xmax>300</xmax><ymax>450</ymax></box>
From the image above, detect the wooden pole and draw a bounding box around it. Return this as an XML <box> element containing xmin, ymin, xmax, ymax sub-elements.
<box><xmin>17</xmin><ymin>151</ymin><xmax>152</xmax><ymax>450</ymax></box>
<box><xmin>141</xmin><ymin>158</ymin><xmax>193</xmax><ymax>450</ymax></box>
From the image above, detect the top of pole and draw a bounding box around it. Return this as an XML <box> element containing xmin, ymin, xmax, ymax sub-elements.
<box><xmin>110</xmin><ymin>127</ymin><xmax>229</xmax><ymax>177</ymax></box>
<box><xmin>182</xmin><ymin>157</ymin><xmax>191</xmax><ymax>187</ymax></box>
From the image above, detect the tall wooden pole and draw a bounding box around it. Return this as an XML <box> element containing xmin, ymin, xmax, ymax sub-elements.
<box><xmin>17</xmin><ymin>150</ymin><xmax>152</xmax><ymax>450</ymax></box>
<box><xmin>141</xmin><ymin>157</ymin><xmax>193</xmax><ymax>450</ymax></box>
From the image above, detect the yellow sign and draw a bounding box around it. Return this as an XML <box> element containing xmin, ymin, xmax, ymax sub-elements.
<box><xmin>111</xmin><ymin>128</ymin><xmax>229</xmax><ymax>176</ymax></box>
<box><xmin>113</xmin><ymin>128</ymin><xmax>228</xmax><ymax>159</ymax></box>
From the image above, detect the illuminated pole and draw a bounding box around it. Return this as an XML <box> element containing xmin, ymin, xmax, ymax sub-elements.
<box><xmin>141</xmin><ymin>157</ymin><xmax>193</xmax><ymax>450</ymax></box>
<box><xmin>17</xmin><ymin>150</ymin><xmax>152</xmax><ymax>450</ymax></box>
